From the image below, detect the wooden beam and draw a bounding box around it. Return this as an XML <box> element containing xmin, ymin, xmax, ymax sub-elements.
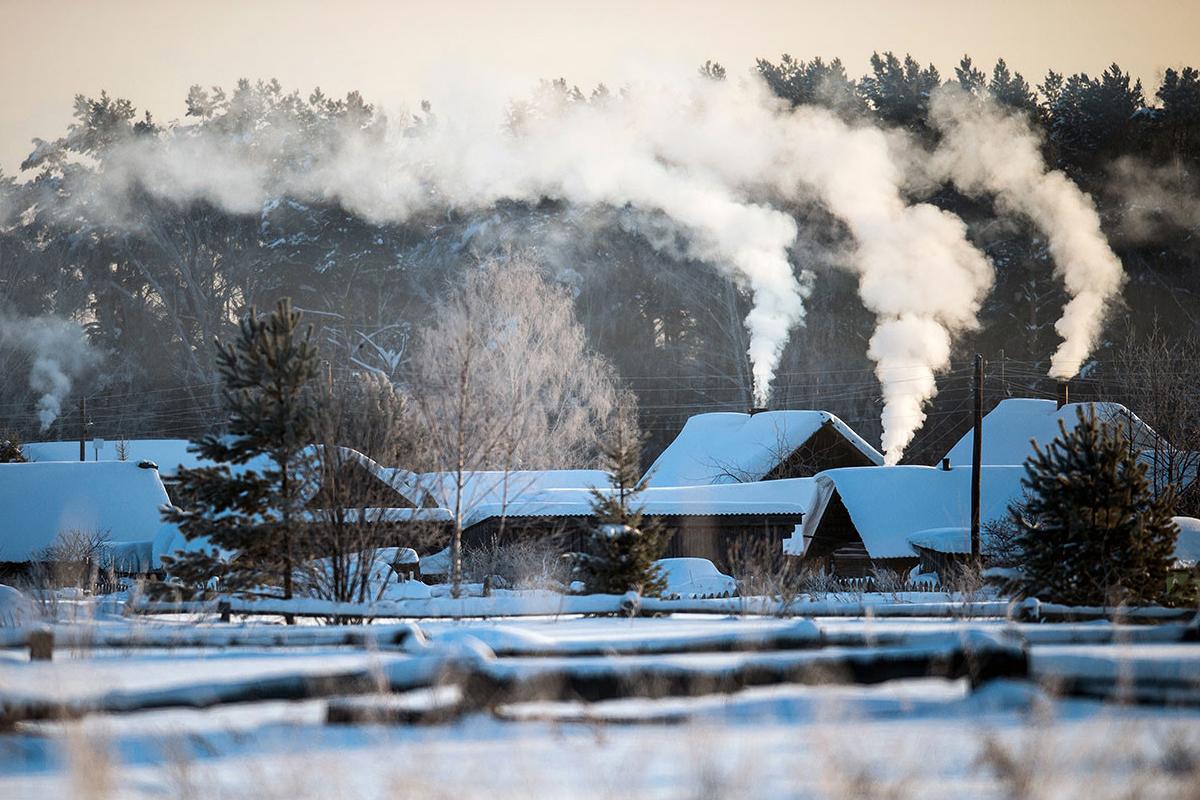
<box><xmin>124</xmin><ymin>595</ymin><xmax>1200</xmax><ymax>623</ymax></box>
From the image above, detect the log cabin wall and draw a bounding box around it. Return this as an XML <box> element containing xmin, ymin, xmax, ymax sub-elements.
<box><xmin>661</xmin><ymin>516</ymin><xmax>800</xmax><ymax>572</ymax></box>
<box><xmin>914</xmin><ymin>545</ymin><xmax>965</xmax><ymax>578</ymax></box>
<box><xmin>800</xmin><ymin>491</ymin><xmax>919</xmax><ymax>577</ymax></box>
<box><xmin>762</xmin><ymin>422</ymin><xmax>880</xmax><ymax>480</ymax></box>
<box><xmin>307</xmin><ymin>460</ymin><xmax>415</xmax><ymax>510</ymax></box>
<box><xmin>801</xmin><ymin>493</ymin><xmax>860</xmax><ymax>562</ymax></box>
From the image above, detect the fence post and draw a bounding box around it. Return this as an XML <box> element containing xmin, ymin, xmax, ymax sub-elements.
<box><xmin>29</xmin><ymin>628</ymin><xmax>53</xmax><ymax>661</ymax></box>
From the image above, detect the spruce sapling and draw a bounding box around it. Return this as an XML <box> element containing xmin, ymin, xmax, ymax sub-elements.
<box><xmin>160</xmin><ymin>298</ymin><xmax>320</xmax><ymax>601</ymax></box>
<box><xmin>1010</xmin><ymin>406</ymin><xmax>1178</xmax><ymax>606</ymax></box>
<box><xmin>574</xmin><ymin>417</ymin><xmax>668</xmax><ymax>596</ymax></box>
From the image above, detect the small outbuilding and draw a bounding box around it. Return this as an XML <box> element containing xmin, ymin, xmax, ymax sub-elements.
<box><xmin>797</xmin><ymin>465</ymin><xmax>1028</xmax><ymax>577</ymax></box>
<box><xmin>0</xmin><ymin>461</ymin><xmax>176</xmax><ymax>573</ymax></box>
<box><xmin>152</xmin><ymin>448</ymin><xmax>454</xmax><ymax>568</ymax></box>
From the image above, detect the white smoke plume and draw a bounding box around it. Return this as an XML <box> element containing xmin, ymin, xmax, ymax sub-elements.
<box><xmin>0</xmin><ymin>314</ymin><xmax>99</xmax><ymax>430</ymax></box>
<box><xmin>72</xmin><ymin>74</ymin><xmax>1000</xmax><ymax>458</ymax></box>
<box><xmin>761</xmin><ymin>108</ymin><xmax>994</xmax><ymax>462</ymax></box>
<box><xmin>928</xmin><ymin>86</ymin><xmax>1126</xmax><ymax>380</ymax></box>
<box><xmin>94</xmin><ymin>79</ymin><xmax>812</xmax><ymax>406</ymax></box>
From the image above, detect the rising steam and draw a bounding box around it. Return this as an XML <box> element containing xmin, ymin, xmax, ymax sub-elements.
<box><xmin>84</xmin><ymin>76</ymin><xmax>991</xmax><ymax>459</ymax></box>
<box><xmin>766</xmin><ymin>109</ymin><xmax>994</xmax><ymax>462</ymax></box>
<box><xmin>97</xmin><ymin>79</ymin><xmax>813</xmax><ymax>406</ymax></box>
<box><xmin>58</xmin><ymin>73</ymin><xmax>1123</xmax><ymax>461</ymax></box>
<box><xmin>928</xmin><ymin>87</ymin><xmax>1126</xmax><ymax>379</ymax></box>
<box><xmin>0</xmin><ymin>314</ymin><xmax>98</xmax><ymax>430</ymax></box>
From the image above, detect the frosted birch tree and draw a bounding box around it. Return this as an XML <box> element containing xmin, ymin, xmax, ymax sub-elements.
<box><xmin>410</xmin><ymin>253</ymin><xmax>626</xmax><ymax>596</ymax></box>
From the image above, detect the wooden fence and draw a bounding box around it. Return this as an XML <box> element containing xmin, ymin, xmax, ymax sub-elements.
<box><xmin>822</xmin><ymin>575</ymin><xmax>946</xmax><ymax>594</ymax></box>
<box><xmin>124</xmin><ymin>594</ymin><xmax>1199</xmax><ymax>624</ymax></box>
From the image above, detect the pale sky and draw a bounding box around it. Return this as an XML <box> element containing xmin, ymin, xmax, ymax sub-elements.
<box><xmin>2</xmin><ymin>0</ymin><xmax>1198</xmax><ymax>174</ymax></box>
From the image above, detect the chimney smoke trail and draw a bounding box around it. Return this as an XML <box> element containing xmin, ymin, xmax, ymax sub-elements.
<box><xmin>928</xmin><ymin>86</ymin><xmax>1125</xmax><ymax>380</ymax></box>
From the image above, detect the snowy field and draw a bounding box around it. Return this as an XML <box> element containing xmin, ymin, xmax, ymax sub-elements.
<box><xmin>1</xmin><ymin>610</ymin><xmax>1198</xmax><ymax>799</ymax></box>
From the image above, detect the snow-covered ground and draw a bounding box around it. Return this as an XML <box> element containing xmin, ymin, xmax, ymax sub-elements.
<box><xmin>0</xmin><ymin>612</ymin><xmax>1197</xmax><ymax>798</ymax></box>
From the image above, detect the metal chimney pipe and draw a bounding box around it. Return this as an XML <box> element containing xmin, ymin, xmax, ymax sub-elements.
<box><xmin>1056</xmin><ymin>381</ymin><xmax>1069</xmax><ymax>410</ymax></box>
<box><xmin>941</xmin><ymin>457</ymin><xmax>951</xmax><ymax>471</ymax></box>
<box><xmin>748</xmin><ymin>406</ymin><xmax>768</xmax><ymax>415</ymax></box>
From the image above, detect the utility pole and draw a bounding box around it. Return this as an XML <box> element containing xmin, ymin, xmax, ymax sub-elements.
<box><xmin>78</xmin><ymin>396</ymin><xmax>87</xmax><ymax>462</ymax></box>
<box><xmin>970</xmin><ymin>354</ymin><xmax>984</xmax><ymax>562</ymax></box>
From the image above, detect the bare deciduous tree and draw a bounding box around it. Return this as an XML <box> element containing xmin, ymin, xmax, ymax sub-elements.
<box><xmin>410</xmin><ymin>253</ymin><xmax>626</xmax><ymax>596</ymax></box>
<box><xmin>31</xmin><ymin>529</ymin><xmax>111</xmax><ymax>592</ymax></box>
<box><xmin>1106</xmin><ymin>323</ymin><xmax>1200</xmax><ymax>515</ymax></box>
<box><xmin>296</xmin><ymin>371</ymin><xmax>440</xmax><ymax>607</ymax></box>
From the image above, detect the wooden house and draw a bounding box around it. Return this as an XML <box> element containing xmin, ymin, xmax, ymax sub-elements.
<box><xmin>795</xmin><ymin>465</ymin><xmax>1028</xmax><ymax>578</ymax></box>
<box><xmin>152</xmin><ymin>448</ymin><xmax>455</xmax><ymax>568</ymax></box>
<box><xmin>0</xmin><ymin>460</ymin><xmax>175</xmax><ymax>576</ymax></box>
<box><xmin>643</xmin><ymin>410</ymin><xmax>883</xmax><ymax>488</ymax></box>
<box><xmin>458</xmin><ymin>478</ymin><xmax>816</xmax><ymax>571</ymax></box>
<box><xmin>941</xmin><ymin>398</ymin><xmax>1197</xmax><ymax>495</ymax></box>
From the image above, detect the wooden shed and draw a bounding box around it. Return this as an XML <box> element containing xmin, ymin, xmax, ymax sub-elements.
<box><xmin>795</xmin><ymin>465</ymin><xmax>1028</xmax><ymax>578</ymax></box>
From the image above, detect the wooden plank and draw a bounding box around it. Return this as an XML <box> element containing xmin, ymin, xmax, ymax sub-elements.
<box><xmin>1</xmin><ymin>618</ymin><xmax>1192</xmax><ymax>655</ymax></box>
<box><xmin>1042</xmin><ymin>677</ymin><xmax>1200</xmax><ymax>707</ymax></box>
<box><xmin>0</xmin><ymin>622</ymin><xmax>423</xmax><ymax>650</ymax></box>
<box><xmin>126</xmin><ymin>595</ymin><xmax>1198</xmax><ymax>623</ymax></box>
<box><xmin>0</xmin><ymin>635</ymin><xmax>1026</xmax><ymax>727</ymax></box>
<box><xmin>0</xmin><ymin>655</ymin><xmax>445</xmax><ymax>728</ymax></box>
<box><xmin>464</xmin><ymin>637</ymin><xmax>1029</xmax><ymax>705</ymax></box>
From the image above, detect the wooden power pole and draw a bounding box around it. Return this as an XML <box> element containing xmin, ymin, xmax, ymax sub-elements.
<box><xmin>970</xmin><ymin>354</ymin><xmax>984</xmax><ymax>562</ymax></box>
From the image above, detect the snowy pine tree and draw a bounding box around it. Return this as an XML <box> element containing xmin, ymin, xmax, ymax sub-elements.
<box><xmin>574</xmin><ymin>417</ymin><xmax>668</xmax><ymax>597</ymax></box>
<box><xmin>1011</xmin><ymin>407</ymin><xmax>1179</xmax><ymax>606</ymax></box>
<box><xmin>160</xmin><ymin>299</ymin><xmax>320</xmax><ymax>599</ymax></box>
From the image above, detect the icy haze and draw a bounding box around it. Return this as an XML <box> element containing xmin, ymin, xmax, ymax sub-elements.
<box><xmin>62</xmin><ymin>73</ymin><xmax>1123</xmax><ymax>462</ymax></box>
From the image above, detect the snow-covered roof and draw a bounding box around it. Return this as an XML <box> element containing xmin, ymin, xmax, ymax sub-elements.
<box><xmin>1172</xmin><ymin>517</ymin><xmax>1200</xmax><ymax>567</ymax></box>
<box><xmin>643</xmin><ymin>411</ymin><xmax>884</xmax><ymax>488</ymax></box>
<box><xmin>906</xmin><ymin>527</ymin><xmax>972</xmax><ymax>554</ymax></box>
<box><xmin>380</xmin><ymin>467</ymin><xmax>433</xmax><ymax>507</ymax></box>
<box><xmin>462</xmin><ymin>477</ymin><xmax>819</xmax><ymax>528</ymax></box>
<box><xmin>814</xmin><ymin>465</ymin><xmax>1028</xmax><ymax>559</ymax></box>
<box><xmin>415</xmin><ymin>470</ymin><xmax>610</xmax><ymax>511</ymax></box>
<box><xmin>0</xmin><ymin>461</ymin><xmax>174</xmax><ymax>562</ymax></box>
<box><xmin>942</xmin><ymin>399</ymin><xmax>1164</xmax><ymax>468</ymax></box>
<box><xmin>23</xmin><ymin>439</ymin><xmax>204</xmax><ymax>479</ymax></box>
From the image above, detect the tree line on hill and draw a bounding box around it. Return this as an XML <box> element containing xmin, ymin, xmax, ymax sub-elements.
<box><xmin>0</xmin><ymin>52</ymin><xmax>1197</xmax><ymax>470</ymax></box>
